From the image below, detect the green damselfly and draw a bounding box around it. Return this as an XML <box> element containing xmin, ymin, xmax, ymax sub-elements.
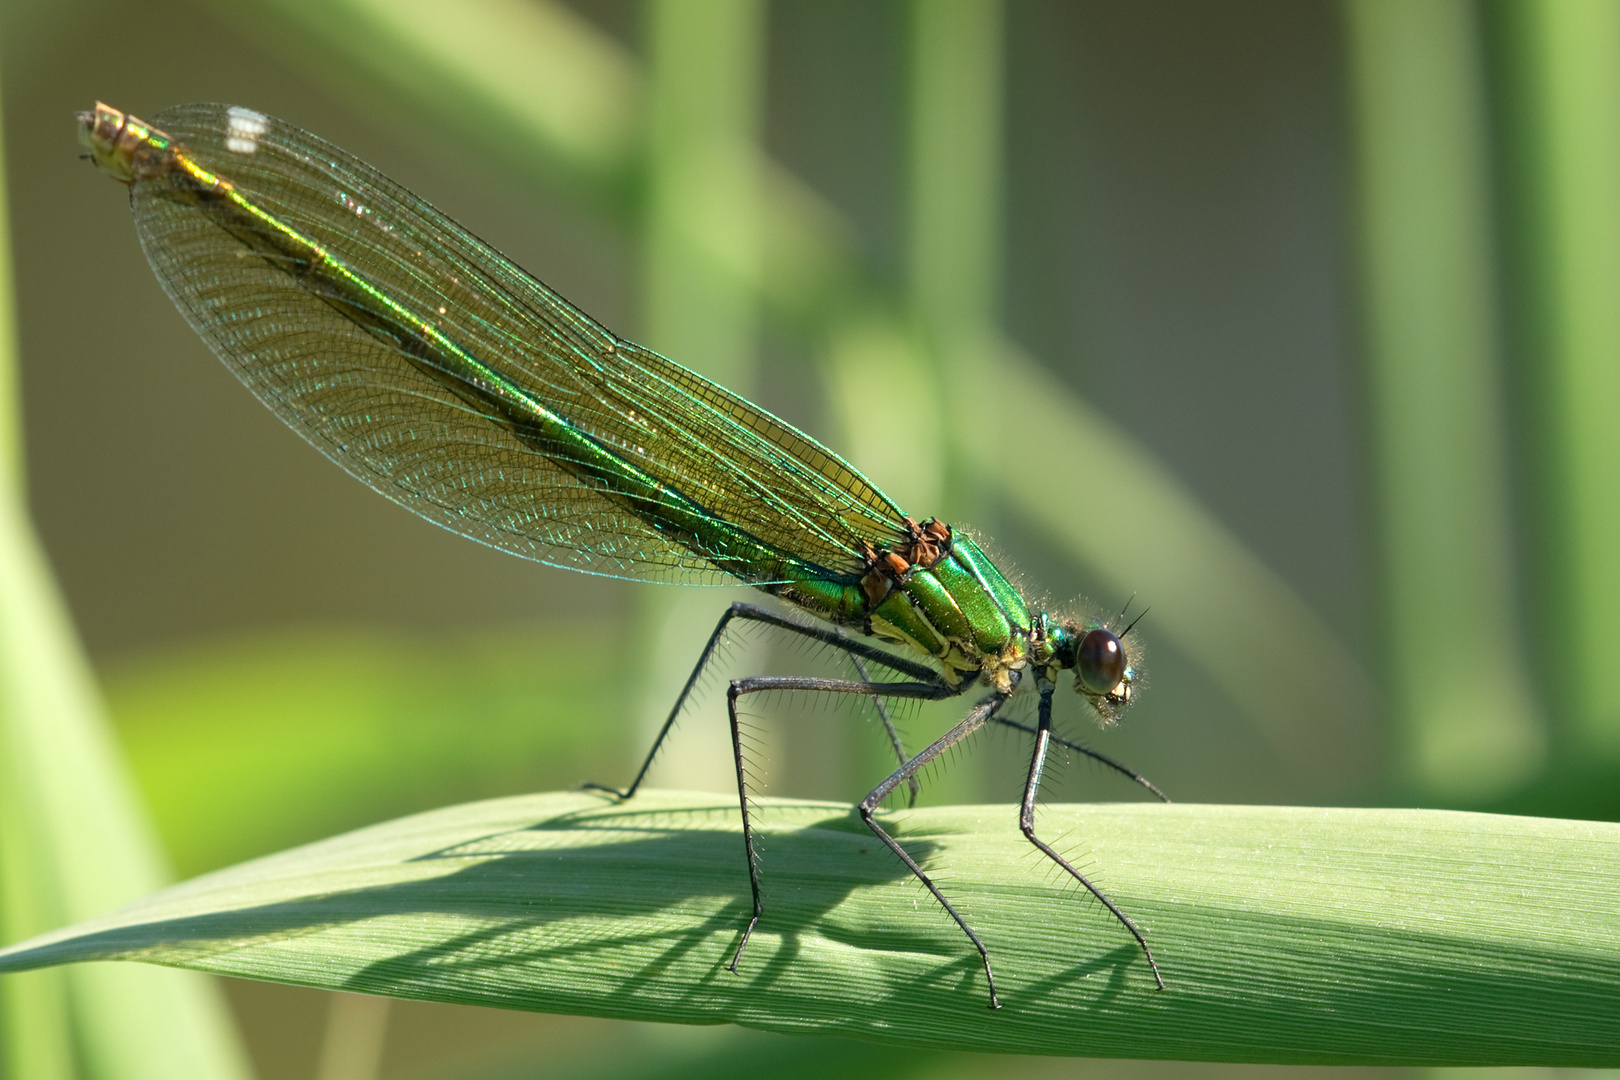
<box><xmin>79</xmin><ymin>102</ymin><xmax>1167</xmax><ymax>1008</ymax></box>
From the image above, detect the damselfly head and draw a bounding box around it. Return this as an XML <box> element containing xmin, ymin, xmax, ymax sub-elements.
<box><xmin>1049</xmin><ymin>615</ymin><xmax>1139</xmax><ymax>721</ymax></box>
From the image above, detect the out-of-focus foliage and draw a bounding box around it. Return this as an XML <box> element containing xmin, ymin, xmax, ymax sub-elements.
<box><xmin>0</xmin><ymin>66</ymin><xmax>252</xmax><ymax>1080</ymax></box>
<box><xmin>108</xmin><ymin>627</ymin><xmax>625</xmax><ymax>877</ymax></box>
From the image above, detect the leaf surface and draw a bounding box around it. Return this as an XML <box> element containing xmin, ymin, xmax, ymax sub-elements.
<box><xmin>1</xmin><ymin>791</ymin><xmax>1614</xmax><ymax>1065</ymax></box>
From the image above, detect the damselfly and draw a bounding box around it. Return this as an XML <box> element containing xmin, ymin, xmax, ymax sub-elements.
<box><xmin>78</xmin><ymin>102</ymin><xmax>1167</xmax><ymax>1008</ymax></box>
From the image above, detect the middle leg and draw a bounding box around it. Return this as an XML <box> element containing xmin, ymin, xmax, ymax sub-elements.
<box><xmin>724</xmin><ymin>673</ymin><xmax>958</xmax><ymax>973</ymax></box>
<box><xmin>857</xmin><ymin>689</ymin><xmax>1015</xmax><ymax>1009</ymax></box>
<box><xmin>583</xmin><ymin>601</ymin><xmax>940</xmax><ymax>801</ymax></box>
<box><xmin>845</xmin><ymin>648</ymin><xmax>922</xmax><ymax>807</ymax></box>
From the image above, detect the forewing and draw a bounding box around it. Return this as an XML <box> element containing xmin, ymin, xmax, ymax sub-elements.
<box><xmin>129</xmin><ymin>103</ymin><xmax>911</xmax><ymax>584</ymax></box>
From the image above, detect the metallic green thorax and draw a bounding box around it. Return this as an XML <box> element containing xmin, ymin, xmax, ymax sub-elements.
<box><xmin>872</xmin><ymin>535</ymin><xmax>1027</xmax><ymax>677</ymax></box>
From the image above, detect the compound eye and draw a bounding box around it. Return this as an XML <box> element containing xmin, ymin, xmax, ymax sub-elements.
<box><xmin>1075</xmin><ymin>628</ymin><xmax>1126</xmax><ymax>697</ymax></box>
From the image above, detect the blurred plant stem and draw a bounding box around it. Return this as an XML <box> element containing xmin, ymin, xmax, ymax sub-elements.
<box><xmin>632</xmin><ymin>0</ymin><xmax>769</xmax><ymax>794</ymax></box>
<box><xmin>0</xmin><ymin>74</ymin><xmax>253</xmax><ymax>1080</ymax></box>
<box><xmin>1344</xmin><ymin>0</ymin><xmax>1543</xmax><ymax>800</ymax></box>
<box><xmin>642</xmin><ymin>0</ymin><xmax>765</xmax><ymax>387</ymax></box>
<box><xmin>1489</xmin><ymin>0</ymin><xmax>1620</xmax><ymax>767</ymax></box>
<box><xmin>886</xmin><ymin>0</ymin><xmax>1003</xmax><ymax>803</ymax></box>
<box><xmin>909</xmin><ymin>1</ymin><xmax>1001</xmax><ymax>341</ymax></box>
<box><xmin>222</xmin><ymin>0</ymin><xmax>1374</xmax><ymax>790</ymax></box>
<box><xmin>0</xmin><ymin>42</ymin><xmax>73</xmax><ymax>1080</ymax></box>
<box><xmin>313</xmin><ymin>993</ymin><xmax>390</xmax><ymax>1080</ymax></box>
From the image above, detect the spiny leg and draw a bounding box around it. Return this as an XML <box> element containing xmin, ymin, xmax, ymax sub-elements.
<box><xmin>724</xmin><ymin>674</ymin><xmax>958</xmax><ymax>973</ymax></box>
<box><xmin>1020</xmin><ymin>676</ymin><xmax>1165</xmax><ymax>990</ymax></box>
<box><xmin>846</xmin><ymin>650</ymin><xmax>921</xmax><ymax>807</ymax></box>
<box><xmin>991</xmin><ymin>715</ymin><xmax>1170</xmax><ymax>802</ymax></box>
<box><xmin>583</xmin><ymin>601</ymin><xmax>939</xmax><ymax>800</ymax></box>
<box><xmin>858</xmin><ymin>690</ymin><xmax>1014</xmax><ymax>1010</ymax></box>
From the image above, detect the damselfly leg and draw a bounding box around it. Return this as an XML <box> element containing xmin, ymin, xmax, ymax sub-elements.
<box><xmin>581</xmin><ymin>602</ymin><xmax>946</xmax><ymax>802</ymax></box>
<box><xmin>582</xmin><ymin>601</ymin><xmax>1169</xmax><ymax>1009</ymax></box>
<box><xmin>723</xmin><ymin>671</ymin><xmax>958</xmax><ymax>975</ymax></box>
<box><xmin>856</xmin><ymin>688</ymin><xmax>1014</xmax><ymax>1008</ymax></box>
<box><xmin>1021</xmin><ymin>675</ymin><xmax>1165</xmax><ymax>990</ymax></box>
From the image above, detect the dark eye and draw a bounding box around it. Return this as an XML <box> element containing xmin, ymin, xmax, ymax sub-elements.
<box><xmin>1075</xmin><ymin>628</ymin><xmax>1126</xmax><ymax>696</ymax></box>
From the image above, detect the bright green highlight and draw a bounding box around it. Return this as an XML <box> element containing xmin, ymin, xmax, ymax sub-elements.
<box><xmin>105</xmin><ymin>627</ymin><xmax>623</xmax><ymax>878</ymax></box>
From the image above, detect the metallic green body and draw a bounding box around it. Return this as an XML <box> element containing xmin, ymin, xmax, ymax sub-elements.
<box><xmin>864</xmin><ymin>534</ymin><xmax>1034</xmax><ymax>687</ymax></box>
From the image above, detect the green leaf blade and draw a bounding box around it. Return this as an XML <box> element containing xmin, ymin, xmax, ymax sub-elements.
<box><xmin>0</xmin><ymin>791</ymin><xmax>1614</xmax><ymax>1066</ymax></box>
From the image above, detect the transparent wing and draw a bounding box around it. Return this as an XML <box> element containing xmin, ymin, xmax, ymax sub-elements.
<box><xmin>128</xmin><ymin>103</ymin><xmax>911</xmax><ymax>584</ymax></box>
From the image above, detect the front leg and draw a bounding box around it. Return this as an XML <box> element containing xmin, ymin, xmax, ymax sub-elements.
<box><xmin>992</xmin><ymin>714</ymin><xmax>1169</xmax><ymax>802</ymax></box>
<box><xmin>1020</xmin><ymin>675</ymin><xmax>1165</xmax><ymax>990</ymax></box>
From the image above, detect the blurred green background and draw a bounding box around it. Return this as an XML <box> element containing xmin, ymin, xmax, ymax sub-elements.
<box><xmin>1</xmin><ymin>0</ymin><xmax>1617</xmax><ymax>1077</ymax></box>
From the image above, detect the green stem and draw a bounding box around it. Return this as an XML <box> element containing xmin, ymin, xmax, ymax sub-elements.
<box><xmin>632</xmin><ymin>0</ymin><xmax>770</xmax><ymax>794</ymax></box>
<box><xmin>1490</xmin><ymin>0</ymin><xmax>1620</xmax><ymax>763</ymax></box>
<box><xmin>1343</xmin><ymin>0</ymin><xmax>1543</xmax><ymax>799</ymax></box>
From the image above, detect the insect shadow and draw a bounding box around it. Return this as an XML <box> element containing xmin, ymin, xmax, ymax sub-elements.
<box><xmin>7</xmin><ymin>800</ymin><xmax>985</xmax><ymax>1008</ymax></box>
<box><xmin>343</xmin><ymin>801</ymin><xmax>979</xmax><ymax>1006</ymax></box>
